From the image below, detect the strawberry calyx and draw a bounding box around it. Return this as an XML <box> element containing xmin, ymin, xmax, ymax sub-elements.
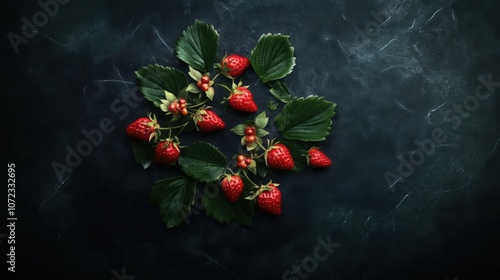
<box><xmin>186</xmin><ymin>66</ymin><xmax>217</xmax><ymax>100</ymax></box>
<box><xmin>244</xmin><ymin>181</ymin><xmax>279</xmax><ymax>201</ymax></box>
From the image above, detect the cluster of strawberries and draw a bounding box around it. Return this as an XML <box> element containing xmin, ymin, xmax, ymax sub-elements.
<box><xmin>126</xmin><ymin>54</ymin><xmax>331</xmax><ymax>217</ymax></box>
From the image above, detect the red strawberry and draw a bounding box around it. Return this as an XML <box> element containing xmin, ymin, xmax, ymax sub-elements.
<box><xmin>155</xmin><ymin>140</ymin><xmax>180</xmax><ymax>164</ymax></box>
<box><xmin>195</xmin><ymin>109</ymin><xmax>225</xmax><ymax>132</ymax></box>
<box><xmin>229</xmin><ymin>87</ymin><xmax>258</xmax><ymax>113</ymax></box>
<box><xmin>221</xmin><ymin>174</ymin><xmax>244</xmax><ymax>202</ymax></box>
<box><xmin>266</xmin><ymin>143</ymin><xmax>294</xmax><ymax>170</ymax></box>
<box><xmin>307</xmin><ymin>148</ymin><xmax>331</xmax><ymax>168</ymax></box>
<box><xmin>221</xmin><ymin>54</ymin><xmax>250</xmax><ymax>78</ymax></box>
<box><xmin>126</xmin><ymin>117</ymin><xmax>157</xmax><ymax>141</ymax></box>
<box><xmin>257</xmin><ymin>184</ymin><xmax>282</xmax><ymax>216</ymax></box>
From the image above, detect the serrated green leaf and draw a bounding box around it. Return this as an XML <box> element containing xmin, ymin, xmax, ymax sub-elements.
<box><xmin>150</xmin><ymin>176</ymin><xmax>197</xmax><ymax>228</ymax></box>
<box><xmin>178</xmin><ymin>142</ymin><xmax>227</xmax><ymax>183</ymax></box>
<box><xmin>135</xmin><ymin>65</ymin><xmax>188</xmax><ymax>106</ymax></box>
<box><xmin>276</xmin><ymin>96</ymin><xmax>336</xmax><ymax>142</ymax></box>
<box><xmin>130</xmin><ymin>139</ymin><xmax>155</xmax><ymax>169</ymax></box>
<box><xmin>249</xmin><ymin>34</ymin><xmax>296</xmax><ymax>84</ymax></box>
<box><xmin>202</xmin><ymin>179</ymin><xmax>254</xmax><ymax>226</ymax></box>
<box><xmin>269</xmin><ymin>81</ymin><xmax>294</xmax><ymax>103</ymax></box>
<box><xmin>176</xmin><ymin>20</ymin><xmax>219</xmax><ymax>73</ymax></box>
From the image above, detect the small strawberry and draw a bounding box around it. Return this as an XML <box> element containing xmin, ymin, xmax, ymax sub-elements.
<box><xmin>307</xmin><ymin>148</ymin><xmax>331</xmax><ymax>168</ymax></box>
<box><xmin>126</xmin><ymin>116</ymin><xmax>157</xmax><ymax>141</ymax></box>
<box><xmin>257</xmin><ymin>184</ymin><xmax>282</xmax><ymax>216</ymax></box>
<box><xmin>195</xmin><ymin>109</ymin><xmax>225</xmax><ymax>133</ymax></box>
<box><xmin>221</xmin><ymin>174</ymin><xmax>244</xmax><ymax>202</ymax></box>
<box><xmin>265</xmin><ymin>143</ymin><xmax>294</xmax><ymax>170</ymax></box>
<box><xmin>220</xmin><ymin>54</ymin><xmax>250</xmax><ymax>78</ymax></box>
<box><xmin>155</xmin><ymin>140</ymin><xmax>180</xmax><ymax>164</ymax></box>
<box><xmin>229</xmin><ymin>86</ymin><xmax>258</xmax><ymax>113</ymax></box>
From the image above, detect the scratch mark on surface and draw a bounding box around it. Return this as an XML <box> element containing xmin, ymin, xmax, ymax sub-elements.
<box><xmin>152</xmin><ymin>26</ymin><xmax>174</xmax><ymax>54</ymax></box>
<box><xmin>426</xmin><ymin>7</ymin><xmax>444</xmax><ymax>24</ymax></box>
<box><xmin>379</xmin><ymin>38</ymin><xmax>399</xmax><ymax>52</ymax></box>
<box><xmin>384</xmin><ymin>176</ymin><xmax>404</xmax><ymax>192</ymax></box>
<box><xmin>426</xmin><ymin>101</ymin><xmax>447</xmax><ymax>124</ymax></box>
<box><xmin>130</xmin><ymin>24</ymin><xmax>141</xmax><ymax>38</ymax></box>
<box><xmin>341</xmin><ymin>13</ymin><xmax>347</xmax><ymax>22</ymax></box>
<box><xmin>436</xmin><ymin>144</ymin><xmax>459</xmax><ymax>148</ymax></box>
<box><xmin>409</xmin><ymin>18</ymin><xmax>417</xmax><ymax>30</ymax></box>
<box><xmin>38</xmin><ymin>172</ymin><xmax>72</xmax><ymax>213</ymax></box>
<box><xmin>198</xmin><ymin>252</ymin><xmax>242</xmax><ymax>279</ymax></box>
<box><xmin>413</xmin><ymin>43</ymin><xmax>424</xmax><ymax>56</ymax></box>
<box><xmin>380</xmin><ymin>62</ymin><xmax>416</xmax><ymax>73</ymax></box>
<box><xmin>395</xmin><ymin>192</ymin><xmax>411</xmax><ymax>210</ymax></box>
<box><xmin>488</xmin><ymin>136</ymin><xmax>500</xmax><ymax>154</ymax></box>
<box><xmin>440</xmin><ymin>181</ymin><xmax>471</xmax><ymax>193</ymax></box>
<box><xmin>396</xmin><ymin>101</ymin><xmax>415</xmax><ymax>114</ymax></box>
<box><xmin>92</xmin><ymin>79</ymin><xmax>134</xmax><ymax>85</ymax></box>
<box><xmin>380</xmin><ymin>16</ymin><xmax>392</xmax><ymax>27</ymax></box>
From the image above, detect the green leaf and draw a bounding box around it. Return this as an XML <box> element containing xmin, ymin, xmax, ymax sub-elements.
<box><xmin>135</xmin><ymin>65</ymin><xmax>188</xmax><ymax>106</ymax></box>
<box><xmin>254</xmin><ymin>111</ymin><xmax>269</xmax><ymax>129</ymax></box>
<box><xmin>150</xmin><ymin>176</ymin><xmax>197</xmax><ymax>228</ymax></box>
<box><xmin>249</xmin><ymin>34</ymin><xmax>296</xmax><ymax>84</ymax></box>
<box><xmin>276</xmin><ymin>96</ymin><xmax>337</xmax><ymax>142</ymax></box>
<box><xmin>178</xmin><ymin>142</ymin><xmax>227</xmax><ymax>183</ymax></box>
<box><xmin>268</xmin><ymin>100</ymin><xmax>279</xmax><ymax>110</ymax></box>
<box><xmin>202</xmin><ymin>179</ymin><xmax>254</xmax><ymax>226</ymax></box>
<box><xmin>130</xmin><ymin>139</ymin><xmax>155</xmax><ymax>169</ymax></box>
<box><xmin>269</xmin><ymin>81</ymin><xmax>294</xmax><ymax>103</ymax></box>
<box><xmin>176</xmin><ymin>20</ymin><xmax>219</xmax><ymax>73</ymax></box>
<box><xmin>231</xmin><ymin>124</ymin><xmax>246</xmax><ymax>136</ymax></box>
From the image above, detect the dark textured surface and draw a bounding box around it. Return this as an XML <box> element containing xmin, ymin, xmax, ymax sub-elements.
<box><xmin>3</xmin><ymin>1</ymin><xmax>500</xmax><ymax>279</ymax></box>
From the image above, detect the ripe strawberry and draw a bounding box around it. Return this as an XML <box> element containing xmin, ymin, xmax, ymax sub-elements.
<box><xmin>266</xmin><ymin>143</ymin><xmax>294</xmax><ymax>170</ymax></box>
<box><xmin>221</xmin><ymin>54</ymin><xmax>250</xmax><ymax>78</ymax></box>
<box><xmin>307</xmin><ymin>148</ymin><xmax>331</xmax><ymax>168</ymax></box>
<box><xmin>155</xmin><ymin>141</ymin><xmax>180</xmax><ymax>164</ymax></box>
<box><xmin>221</xmin><ymin>175</ymin><xmax>244</xmax><ymax>202</ymax></box>
<box><xmin>229</xmin><ymin>87</ymin><xmax>258</xmax><ymax>113</ymax></box>
<box><xmin>257</xmin><ymin>184</ymin><xmax>282</xmax><ymax>216</ymax></box>
<box><xmin>195</xmin><ymin>109</ymin><xmax>225</xmax><ymax>132</ymax></box>
<box><xmin>126</xmin><ymin>117</ymin><xmax>157</xmax><ymax>141</ymax></box>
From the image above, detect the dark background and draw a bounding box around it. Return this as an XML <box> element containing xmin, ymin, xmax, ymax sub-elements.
<box><xmin>2</xmin><ymin>0</ymin><xmax>500</xmax><ymax>279</ymax></box>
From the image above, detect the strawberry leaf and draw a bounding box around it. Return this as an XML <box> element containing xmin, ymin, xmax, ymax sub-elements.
<box><xmin>150</xmin><ymin>176</ymin><xmax>197</xmax><ymax>228</ymax></box>
<box><xmin>276</xmin><ymin>96</ymin><xmax>337</xmax><ymax>142</ymax></box>
<box><xmin>135</xmin><ymin>65</ymin><xmax>188</xmax><ymax>106</ymax></box>
<box><xmin>130</xmin><ymin>139</ymin><xmax>155</xmax><ymax>169</ymax></box>
<box><xmin>269</xmin><ymin>81</ymin><xmax>294</xmax><ymax>103</ymax></box>
<box><xmin>202</xmin><ymin>178</ymin><xmax>254</xmax><ymax>226</ymax></box>
<box><xmin>254</xmin><ymin>111</ymin><xmax>269</xmax><ymax>129</ymax></box>
<box><xmin>249</xmin><ymin>34</ymin><xmax>296</xmax><ymax>84</ymax></box>
<box><xmin>178</xmin><ymin>142</ymin><xmax>227</xmax><ymax>183</ymax></box>
<box><xmin>230</xmin><ymin>124</ymin><xmax>246</xmax><ymax>136</ymax></box>
<box><xmin>176</xmin><ymin>20</ymin><xmax>219</xmax><ymax>73</ymax></box>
